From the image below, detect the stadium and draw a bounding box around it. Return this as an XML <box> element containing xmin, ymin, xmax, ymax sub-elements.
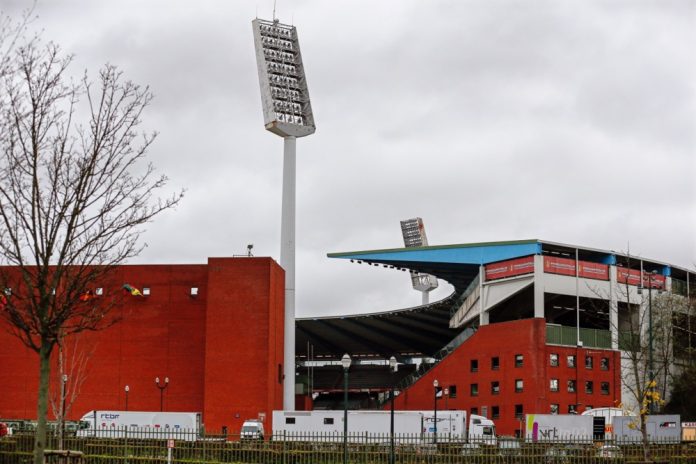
<box><xmin>1</xmin><ymin>238</ymin><xmax>693</xmax><ymax>436</ymax></box>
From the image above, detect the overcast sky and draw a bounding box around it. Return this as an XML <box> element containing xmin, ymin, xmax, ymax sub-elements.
<box><xmin>3</xmin><ymin>0</ymin><xmax>695</xmax><ymax>317</ymax></box>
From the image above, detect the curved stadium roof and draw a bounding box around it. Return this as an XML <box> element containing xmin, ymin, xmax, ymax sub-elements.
<box><xmin>296</xmin><ymin>239</ymin><xmax>543</xmax><ymax>360</ymax></box>
<box><xmin>296</xmin><ymin>238</ymin><xmax>689</xmax><ymax>361</ymax></box>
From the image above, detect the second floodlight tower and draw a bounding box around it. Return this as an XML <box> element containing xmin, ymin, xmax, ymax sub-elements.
<box><xmin>252</xmin><ymin>18</ymin><xmax>316</xmax><ymax>410</ymax></box>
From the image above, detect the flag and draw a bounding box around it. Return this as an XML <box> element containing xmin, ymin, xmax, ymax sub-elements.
<box><xmin>122</xmin><ymin>284</ymin><xmax>143</xmax><ymax>297</ymax></box>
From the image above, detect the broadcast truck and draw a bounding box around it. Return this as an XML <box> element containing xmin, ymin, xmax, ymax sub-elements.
<box><xmin>76</xmin><ymin>411</ymin><xmax>202</xmax><ymax>441</ymax></box>
<box><xmin>272</xmin><ymin>410</ymin><xmax>496</xmax><ymax>443</ymax></box>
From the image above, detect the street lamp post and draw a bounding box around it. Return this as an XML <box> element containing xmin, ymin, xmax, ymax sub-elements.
<box><xmin>341</xmin><ymin>354</ymin><xmax>352</xmax><ymax>464</ymax></box>
<box><xmin>125</xmin><ymin>385</ymin><xmax>130</xmax><ymax>411</ymax></box>
<box><xmin>155</xmin><ymin>377</ymin><xmax>169</xmax><ymax>412</ymax></box>
<box><xmin>388</xmin><ymin>356</ymin><xmax>398</xmax><ymax>464</ymax></box>
<box><xmin>433</xmin><ymin>379</ymin><xmax>439</xmax><ymax>445</ymax></box>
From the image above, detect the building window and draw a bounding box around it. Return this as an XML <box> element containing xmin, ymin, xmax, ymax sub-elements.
<box><xmin>142</xmin><ymin>287</ymin><xmax>151</xmax><ymax>296</ymax></box>
<box><xmin>550</xmin><ymin>353</ymin><xmax>559</xmax><ymax>367</ymax></box>
<box><xmin>601</xmin><ymin>382</ymin><xmax>610</xmax><ymax>395</ymax></box>
<box><xmin>600</xmin><ymin>357</ymin><xmax>609</xmax><ymax>370</ymax></box>
<box><xmin>585</xmin><ymin>356</ymin><xmax>593</xmax><ymax>369</ymax></box>
<box><xmin>471</xmin><ymin>407</ymin><xmax>478</xmax><ymax>415</ymax></box>
<box><xmin>585</xmin><ymin>381</ymin><xmax>593</xmax><ymax>394</ymax></box>
<box><xmin>491</xmin><ymin>381</ymin><xmax>500</xmax><ymax>395</ymax></box>
<box><xmin>448</xmin><ymin>385</ymin><xmax>457</xmax><ymax>398</ymax></box>
<box><xmin>515</xmin><ymin>354</ymin><xmax>524</xmax><ymax>367</ymax></box>
<box><xmin>492</xmin><ymin>406</ymin><xmax>500</xmax><ymax>419</ymax></box>
<box><xmin>567</xmin><ymin>379</ymin><xmax>576</xmax><ymax>393</ymax></box>
<box><xmin>471</xmin><ymin>359</ymin><xmax>478</xmax><ymax>372</ymax></box>
<box><xmin>491</xmin><ymin>357</ymin><xmax>500</xmax><ymax>370</ymax></box>
<box><xmin>514</xmin><ymin>404</ymin><xmax>524</xmax><ymax>418</ymax></box>
<box><xmin>568</xmin><ymin>404</ymin><xmax>577</xmax><ymax>414</ymax></box>
<box><xmin>471</xmin><ymin>384</ymin><xmax>478</xmax><ymax>396</ymax></box>
<box><xmin>567</xmin><ymin>355</ymin><xmax>576</xmax><ymax>368</ymax></box>
<box><xmin>550</xmin><ymin>404</ymin><xmax>559</xmax><ymax>415</ymax></box>
<box><xmin>515</xmin><ymin>379</ymin><xmax>523</xmax><ymax>393</ymax></box>
<box><xmin>550</xmin><ymin>379</ymin><xmax>559</xmax><ymax>392</ymax></box>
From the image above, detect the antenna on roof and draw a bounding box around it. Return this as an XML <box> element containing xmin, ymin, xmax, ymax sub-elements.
<box><xmin>272</xmin><ymin>0</ymin><xmax>277</xmax><ymax>21</ymax></box>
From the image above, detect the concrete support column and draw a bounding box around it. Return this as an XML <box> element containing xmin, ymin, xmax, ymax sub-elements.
<box><xmin>479</xmin><ymin>265</ymin><xmax>489</xmax><ymax>325</ymax></box>
<box><xmin>533</xmin><ymin>254</ymin><xmax>545</xmax><ymax>318</ymax></box>
<box><xmin>281</xmin><ymin>136</ymin><xmax>296</xmax><ymax>411</ymax></box>
<box><xmin>609</xmin><ymin>265</ymin><xmax>619</xmax><ymax>350</ymax></box>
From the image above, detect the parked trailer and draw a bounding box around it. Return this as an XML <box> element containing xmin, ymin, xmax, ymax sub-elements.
<box><xmin>525</xmin><ymin>414</ymin><xmax>594</xmax><ymax>443</ymax></box>
<box><xmin>417</xmin><ymin>411</ymin><xmax>496</xmax><ymax>443</ymax></box>
<box><xmin>273</xmin><ymin>410</ymin><xmax>496</xmax><ymax>444</ymax></box>
<box><xmin>76</xmin><ymin>411</ymin><xmax>202</xmax><ymax>441</ymax></box>
<box><xmin>272</xmin><ymin>410</ymin><xmax>423</xmax><ymax>443</ymax></box>
<box><xmin>612</xmin><ymin>415</ymin><xmax>681</xmax><ymax>443</ymax></box>
<box><xmin>582</xmin><ymin>407</ymin><xmax>626</xmax><ymax>439</ymax></box>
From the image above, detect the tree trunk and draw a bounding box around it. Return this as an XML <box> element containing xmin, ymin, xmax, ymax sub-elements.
<box><xmin>640</xmin><ymin>415</ymin><xmax>650</xmax><ymax>462</ymax></box>
<box><xmin>33</xmin><ymin>340</ymin><xmax>52</xmax><ymax>464</ymax></box>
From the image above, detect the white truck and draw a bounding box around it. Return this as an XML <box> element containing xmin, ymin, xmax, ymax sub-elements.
<box><xmin>272</xmin><ymin>410</ymin><xmax>495</xmax><ymax>444</ymax></box>
<box><xmin>612</xmin><ymin>415</ymin><xmax>681</xmax><ymax>443</ymax></box>
<box><xmin>419</xmin><ymin>410</ymin><xmax>496</xmax><ymax>443</ymax></box>
<box><xmin>76</xmin><ymin>411</ymin><xmax>202</xmax><ymax>441</ymax></box>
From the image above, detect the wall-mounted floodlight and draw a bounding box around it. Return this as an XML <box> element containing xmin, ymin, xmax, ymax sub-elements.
<box><xmin>253</xmin><ymin>17</ymin><xmax>316</xmax><ymax>411</ymax></box>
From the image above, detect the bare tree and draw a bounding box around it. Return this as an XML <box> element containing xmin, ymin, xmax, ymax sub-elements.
<box><xmin>0</xmin><ymin>39</ymin><xmax>182</xmax><ymax>464</ymax></box>
<box><xmin>610</xmin><ymin>269</ymin><xmax>693</xmax><ymax>460</ymax></box>
<box><xmin>48</xmin><ymin>333</ymin><xmax>95</xmax><ymax>450</ymax></box>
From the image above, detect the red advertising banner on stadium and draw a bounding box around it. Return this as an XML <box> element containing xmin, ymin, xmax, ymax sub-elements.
<box><xmin>642</xmin><ymin>273</ymin><xmax>666</xmax><ymax>289</ymax></box>
<box><xmin>617</xmin><ymin>268</ymin><xmax>641</xmax><ymax>286</ymax></box>
<box><xmin>485</xmin><ymin>256</ymin><xmax>535</xmax><ymax>281</ymax></box>
<box><xmin>543</xmin><ymin>257</ymin><xmax>609</xmax><ymax>281</ymax></box>
<box><xmin>579</xmin><ymin>262</ymin><xmax>609</xmax><ymax>280</ymax></box>
<box><xmin>543</xmin><ymin>256</ymin><xmax>576</xmax><ymax>276</ymax></box>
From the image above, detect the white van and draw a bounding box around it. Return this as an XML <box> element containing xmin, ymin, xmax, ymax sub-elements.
<box><xmin>241</xmin><ymin>419</ymin><xmax>264</xmax><ymax>440</ymax></box>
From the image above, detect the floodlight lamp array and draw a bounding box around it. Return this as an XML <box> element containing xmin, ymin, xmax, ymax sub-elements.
<box><xmin>400</xmin><ymin>218</ymin><xmax>428</xmax><ymax>248</ymax></box>
<box><xmin>253</xmin><ymin>18</ymin><xmax>315</xmax><ymax>138</ymax></box>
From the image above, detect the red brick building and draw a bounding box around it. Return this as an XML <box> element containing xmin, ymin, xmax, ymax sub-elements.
<box><xmin>0</xmin><ymin>257</ymin><xmax>284</xmax><ymax>433</ymax></box>
<box><xmin>391</xmin><ymin>318</ymin><xmax>621</xmax><ymax>436</ymax></box>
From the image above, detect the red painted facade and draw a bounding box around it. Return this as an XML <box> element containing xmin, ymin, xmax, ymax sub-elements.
<box><xmin>391</xmin><ymin>318</ymin><xmax>620</xmax><ymax>436</ymax></box>
<box><xmin>0</xmin><ymin>258</ymin><xmax>284</xmax><ymax>434</ymax></box>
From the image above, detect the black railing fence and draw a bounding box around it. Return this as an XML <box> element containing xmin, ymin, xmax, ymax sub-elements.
<box><xmin>1</xmin><ymin>429</ymin><xmax>695</xmax><ymax>464</ymax></box>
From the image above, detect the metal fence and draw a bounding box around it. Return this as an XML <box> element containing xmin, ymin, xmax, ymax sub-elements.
<box><xmin>2</xmin><ymin>430</ymin><xmax>696</xmax><ymax>464</ymax></box>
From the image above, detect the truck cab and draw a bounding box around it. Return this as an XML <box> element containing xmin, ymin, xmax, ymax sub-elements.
<box><xmin>241</xmin><ymin>419</ymin><xmax>264</xmax><ymax>440</ymax></box>
<box><xmin>469</xmin><ymin>414</ymin><xmax>496</xmax><ymax>444</ymax></box>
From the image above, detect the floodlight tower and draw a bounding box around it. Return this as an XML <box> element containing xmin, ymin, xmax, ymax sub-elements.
<box><xmin>400</xmin><ymin>218</ymin><xmax>438</xmax><ymax>305</ymax></box>
<box><xmin>252</xmin><ymin>18</ymin><xmax>316</xmax><ymax>410</ymax></box>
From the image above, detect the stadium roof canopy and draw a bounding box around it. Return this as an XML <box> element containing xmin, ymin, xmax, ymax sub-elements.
<box><xmin>296</xmin><ymin>239</ymin><xmax>543</xmax><ymax>361</ymax></box>
<box><xmin>296</xmin><ymin>238</ymin><xmax>688</xmax><ymax>361</ymax></box>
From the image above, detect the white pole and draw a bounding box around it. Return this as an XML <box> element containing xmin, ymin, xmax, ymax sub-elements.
<box><xmin>281</xmin><ymin>136</ymin><xmax>297</xmax><ymax>410</ymax></box>
<box><xmin>421</xmin><ymin>290</ymin><xmax>429</xmax><ymax>306</ymax></box>
<box><xmin>576</xmin><ymin>248</ymin><xmax>580</xmax><ymax>346</ymax></box>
